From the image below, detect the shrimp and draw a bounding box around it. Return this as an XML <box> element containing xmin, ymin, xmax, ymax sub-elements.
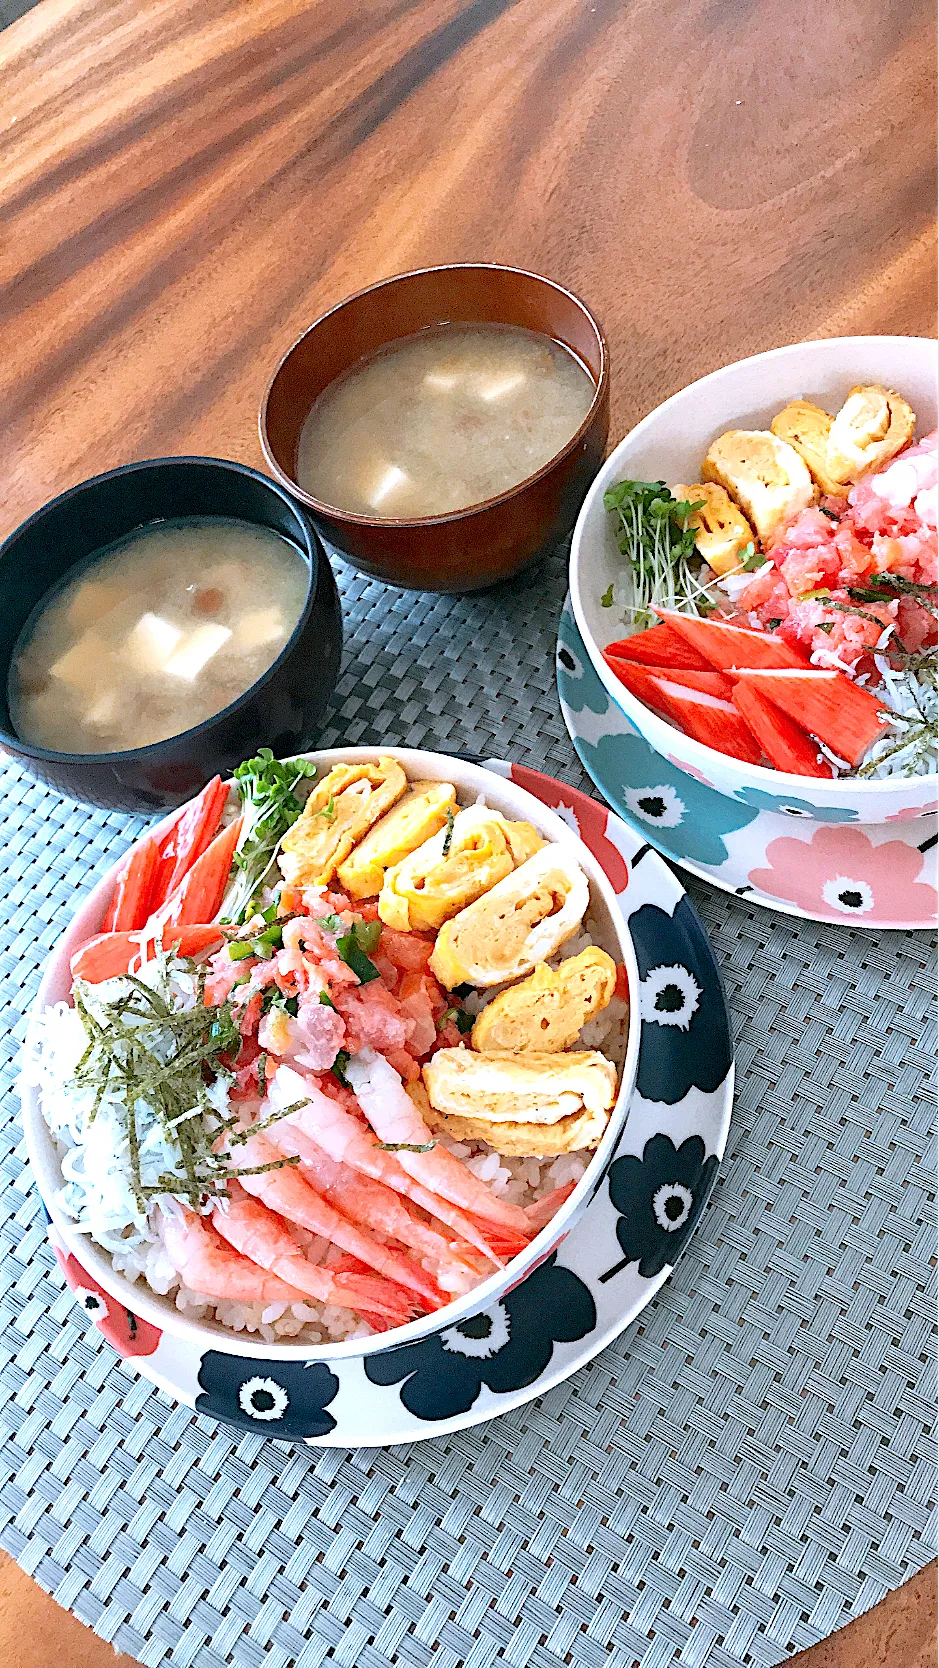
<box><xmin>345</xmin><ymin>1048</ymin><xmax>533</xmax><ymax>1240</ymax></box>
<box><xmin>231</xmin><ymin>1129</ymin><xmax>448</xmax><ymax>1310</ymax></box>
<box><xmin>268</xmin><ymin>1122</ymin><xmax>485</xmax><ymax>1294</ymax></box>
<box><xmin>210</xmin><ymin>1190</ymin><xmax>415</xmax><ymax>1327</ymax></box>
<box><xmin>523</xmin><ymin>1179</ymin><xmax>577</xmax><ymax>1234</ymax></box>
<box><xmin>160</xmin><ymin>1205</ymin><xmax>310</xmax><ymax>1304</ymax></box>
<box><xmin>268</xmin><ymin>1066</ymin><xmax>521</xmax><ymax>1265</ymax></box>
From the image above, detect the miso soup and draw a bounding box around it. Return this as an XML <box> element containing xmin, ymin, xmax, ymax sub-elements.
<box><xmin>9</xmin><ymin>518</ymin><xmax>308</xmax><ymax>754</ymax></box>
<box><xmin>295</xmin><ymin>323</ymin><xmax>596</xmax><ymax>518</ymax></box>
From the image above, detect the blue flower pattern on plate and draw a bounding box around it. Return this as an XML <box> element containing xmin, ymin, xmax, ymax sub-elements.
<box><xmin>556</xmin><ymin>607</ymin><xmax>759</xmax><ymax>866</ymax></box>
<box><xmin>196</xmin><ymin>1352</ymin><xmax>339</xmax><ymax>1438</ymax></box>
<box><xmin>364</xmin><ymin>1254</ymin><xmax>596</xmax><ymax>1420</ymax></box>
<box><xmin>735</xmin><ymin>786</ymin><xmax>858</xmax><ymax>822</ymax></box>
<box><xmin>605</xmin><ymin>1133</ymin><xmax>719</xmax><ymax>1279</ymax></box>
<box><xmin>630</xmin><ymin>897</ymin><xmax>732</xmax><ymax>1101</ymax></box>
<box><xmin>555</xmin><ymin>631</ymin><xmax>617</xmax><ymax>718</ymax></box>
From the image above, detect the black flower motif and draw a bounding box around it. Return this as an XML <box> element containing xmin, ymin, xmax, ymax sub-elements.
<box><xmin>364</xmin><ymin>1254</ymin><xmax>596</xmax><ymax>1420</ymax></box>
<box><xmin>195</xmin><ymin>1351</ymin><xmax>339</xmax><ymax>1438</ymax></box>
<box><xmin>630</xmin><ymin>897</ymin><xmax>732</xmax><ymax>1102</ymax></box>
<box><xmin>604</xmin><ymin>1132</ymin><xmax>719</xmax><ymax>1279</ymax></box>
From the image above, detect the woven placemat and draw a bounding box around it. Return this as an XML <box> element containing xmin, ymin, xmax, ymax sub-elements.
<box><xmin>1</xmin><ymin>544</ymin><xmax>935</xmax><ymax>1668</ymax></box>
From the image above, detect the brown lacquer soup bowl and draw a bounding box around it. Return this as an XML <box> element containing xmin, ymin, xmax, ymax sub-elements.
<box><xmin>260</xmin><ymin>265</ymin><xmax>609</xmax><ymax>593</ymax></box>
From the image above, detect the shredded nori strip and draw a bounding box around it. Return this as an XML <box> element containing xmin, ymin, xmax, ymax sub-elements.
<box><xmin>71</xmin><ymin>949</ymin><xmax>295</xmax><ymax>1212</ymax></box>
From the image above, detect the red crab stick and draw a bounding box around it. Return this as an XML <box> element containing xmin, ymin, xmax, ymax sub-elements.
<box><xmin>731</xmin><ymin>682</ymin><xmax>832</xmax><ymax>778</ymax></box>
<box><xmin>71</xmin><ymin>924</ymin><xmax>225</xmax><ymax>984</ymax></box>
<box><xmin>732</xmin><ymin>668</ymin><xmax>890</xmax><ymax>766</ymax></box>
<box><xmin>158</xmin><ymin>815</ymin><xmax>243</xmax><ymax>929</ymax></box>
<box><xmin>101</xmin><ymin>834</ymin><xmax>160</xmax><ymax>933</ymax></box>
<box><xmin>603</xmin><ymin>656</ymin><xmax>734</xmax><ymax>714</ymax></box>
<box><xmin>604</xmin><ymin>621</ymin><xmax>712</xmax><ymax>671</ymax></box>
<box><xmin>147</xmin><ymin>776</ymin><xmax>229</xmax><ymax>913</ymax></box>
<box><xmin>654</xmin><ymin>609</ymin><xmax>809</xmax><ymax>671</ymax></box>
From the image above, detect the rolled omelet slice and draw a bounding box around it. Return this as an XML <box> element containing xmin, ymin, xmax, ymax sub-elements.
<box><xmin>770</xmin><ymin>399</ymin><xmax>846</xmax><ymax>498</ymax></box>
<box><xmin>825</xmin><ymin>384</ymin><xmax>916</xmax><ymax>485</ymax></box>
<box><xmin>701</xmin><ymin>429</ymin><xmax>816</xmax><ymax>543</ymax></box>
<box><xmin>672</xmin><ymin>481</ymin><xmax>756</xmax><ymax>576</ymax></box>
<box><xmin>429</xmin><ymin>844</ymin><xmax>590</xmax><ymax>989</ymax></box>
<box><xmin>471</xmin><ymin>948</ymin><xmax>618</xmax><ymax>1053</ymax></box>
<box><xmin>279</xmin><ymin>757</ymin><xmax>407</xmax><ymax>887</ymax></box>
<box><xmin>378</xmin><ymin>803</ymin><xmax>544</xmax><ymax>933</ymax></box>
<box><xmin>420</xmin><ymin>1048</ymin><xmax>618</xmax><ymax>1156</ymax></box>
<box><xmin>336</xmin><ymin>780</ymin><xmax>457</xmax><ymax>898</ymax></box>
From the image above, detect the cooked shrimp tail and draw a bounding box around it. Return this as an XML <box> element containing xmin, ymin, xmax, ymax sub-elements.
<box><xmin>211</xmin><ymin>1191</ymin><xmax>415</xmax><ymax>1326</ymax></box>
<box><xmin>268</xmin><ymin>1067</ymin><xmax>511</xmax><ymax>1268</ymax></box>
<box><xmin>232</xmin><ymin>1129</ymin><xmax>448</xmax><ymax>1311</ymax></box>
<box><xmin>160</xmin><ymin>1204</ymin><xmax>309</xmax><ymax>1304</ymax></box>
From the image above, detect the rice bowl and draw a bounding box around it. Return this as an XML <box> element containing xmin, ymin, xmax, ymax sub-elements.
<box><xmin>570</xmin><ymin>336</ymin><xmax>938</xmax><ymax>821</ymax></box>
<box><xmin>21</xmin><ymin>748</ymin><xmax>640</xmax><ymax>1361</ymax></box>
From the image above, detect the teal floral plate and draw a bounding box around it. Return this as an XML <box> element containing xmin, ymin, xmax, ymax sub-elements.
<box><xmin>43</xmin><ymin>763</ymin><xmax>734</xmax><ymax>1446</ymax></box>
<box><xmin>558</xmin><ymin>600</ymin><xmax>938</xmax><ymax>931</ymax></box>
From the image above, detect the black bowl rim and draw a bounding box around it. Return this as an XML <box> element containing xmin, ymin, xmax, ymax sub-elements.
<box><xmin>0</xmin><ymin>455</ymin><xmax>334</xmax><ymax>767</ymax></box>
<box><xmin>259</xmin><ymin>261</ymin><xmax>610</xmax><ymax>529</ymax></box>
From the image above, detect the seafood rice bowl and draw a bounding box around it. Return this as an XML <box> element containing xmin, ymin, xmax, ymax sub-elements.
<box><xmin>571</xmin><ymin>336</ymin><xmax>938</xmax><ymax>819</ymax></box>
<box><xmin>22</xmin><ymin>748</ymin><xmax>639</xmax><ymax>1356</ymax></box>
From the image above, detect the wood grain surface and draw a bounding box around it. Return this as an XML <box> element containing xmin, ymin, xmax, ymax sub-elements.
<box><xmin>0</xmin><ymin>0</ymin><xmax>936</xmax><ymax>547</ymax></box>
<box><xmin>0</xmin><ymin>0</ymin><xmax>936</xmax><ymax>1662</ymax></box>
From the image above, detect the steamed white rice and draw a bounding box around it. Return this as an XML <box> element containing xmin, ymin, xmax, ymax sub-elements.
<box><xmin>30</xmin><ymin>916</ymin><xmax>628</xmax><ymax>1345</ymax></box>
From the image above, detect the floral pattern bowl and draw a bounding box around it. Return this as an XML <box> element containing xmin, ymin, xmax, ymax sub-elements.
<box><xmin>31</xmin><ymin>767</ymin><xmax>734</xmax><ymax>1445</ymax></box>
<box><xmin>21</xmin><ymin>748</ymin><xmax>642</xmax><ymax>1375</ymax></box>
<box><xmin>570</xmin><ymin>335</ymin><xmax>938</xmax><ymax>822</ymax></box>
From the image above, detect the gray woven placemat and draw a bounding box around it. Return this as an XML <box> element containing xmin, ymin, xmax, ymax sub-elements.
<box><xmin>1</xmin><ymin>544</ymin><xmax>935</xmax><ymax>1668</ymax></box>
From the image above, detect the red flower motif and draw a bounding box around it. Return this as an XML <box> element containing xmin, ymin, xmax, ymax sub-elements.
<box><xmin>53</xmin><ymin>1247</ymin><xmax>162</xmax><ymax>1357</ymax></box>
<box><xmin>748</xmin><ymin>825</ymin><xmax>937</xmax><ymax>923</ymax></box>
<box><xmin>509</xmin><ymin>765</ymin><xmax>630</xmax><ymax>893</ymax></box>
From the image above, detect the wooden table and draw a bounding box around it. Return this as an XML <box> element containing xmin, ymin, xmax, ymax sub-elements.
<box><xmin>0</xmin><ymin>0</ymin><xmax>936</xmax><ymax>1662</ymax></box>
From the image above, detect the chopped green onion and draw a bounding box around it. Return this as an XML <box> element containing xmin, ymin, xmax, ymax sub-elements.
<box><xmin>228</xmin><ymin>940</ymin><xmax>256</xmax><ymax>961</ymax></box>
<box><xmin>336</xmin><ymin>933</ymin><xmax>380</xmax><ymax>984</ymax></box>
<box><xmin>332</xmin><ymin>1049</ymin><xmax>351</xmax><ymax>1087</ymax></box>
<box><xmin>353</xmin><ymin>918</ymin><xmax>381</xmax><ymax>954</ymax></box>
<box><xmin>319</xmin><ymin>991</ymin><xmax>336</xmax><ymax>1009</ymax></box>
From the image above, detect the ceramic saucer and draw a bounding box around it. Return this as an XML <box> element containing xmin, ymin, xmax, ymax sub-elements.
<box><xmin>557</xmin><ymin>600</ymin><xmax>938</xmax><ymax>931</ymax></box>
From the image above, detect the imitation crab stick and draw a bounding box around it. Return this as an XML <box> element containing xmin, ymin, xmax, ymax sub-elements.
<box><xmin>157</xmin><ymin>816</ymin><xmax>242</xmax><ymax>929</ymax></box>
<box><xmin>731</xmin><ymin>682</ymin><xmax>832</xmax><ymax>777</ymax></box>
<box><xmin>732</xmin><ymin>668</ymin><xmax>891</xmax><ymax>766</ymax></box>
<box><xmin>71</xmin><ymin>923</ymin><xmax>225</xmax><ymax>983</ymax></box>
<box><xmin>653</xmin><ymin>609</ymin><xmax>809</xmax><ymax>671</ymax></box>
<box><xmin>101</xmin><ymin>834</ymin><xmax>160</xmax><ymax>933</ymax></box>
<box><xmin>604</xmin><ymin>656</ymin><xmax>735</xmax><ymax>715</ymax></box>
<box><xmin>147</xmin><ymin>776</ymin><xmax>229</xmax><ymax>912</ymax></box>
<box><xmin>604</xmin><ymin>622</ymin><xmax>712</xmax><ymax>671</ymax></box>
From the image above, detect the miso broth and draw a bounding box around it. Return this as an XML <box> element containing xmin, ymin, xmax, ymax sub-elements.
<box><xmin>9</xmin><ymin>518</ymin><xmax>308</xmax><ymax>754</ymax></box>
<box><xmin>295</xmin><ymin>323</ymin><xmax>596</xmax><ymax>518</ymax></box>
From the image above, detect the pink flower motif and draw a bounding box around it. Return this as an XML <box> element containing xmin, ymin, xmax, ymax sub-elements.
<box><xmin>886</xmin><ymin>803</ymin><xmax>938</xmax><ymax>822</ymax></box>
<box><xmin>748</xmin><ymin>825</ymin><xmax>937</xmax><ymax>923</ymax></box>
<box><xmin>666</xmin><ymin>755</ymin><xmax>714</xmax><ymax>788</ymax></box>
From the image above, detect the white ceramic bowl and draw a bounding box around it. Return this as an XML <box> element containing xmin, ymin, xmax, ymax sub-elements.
<box><xmin>571</xmin><ymin>336</ymin><xmax>939</xmax><ymax>820</ymax></box>
<box><xmin>21</xmin><ymin>747</ymin><xmax>640</xmax><ymax>1362</ymax></box>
